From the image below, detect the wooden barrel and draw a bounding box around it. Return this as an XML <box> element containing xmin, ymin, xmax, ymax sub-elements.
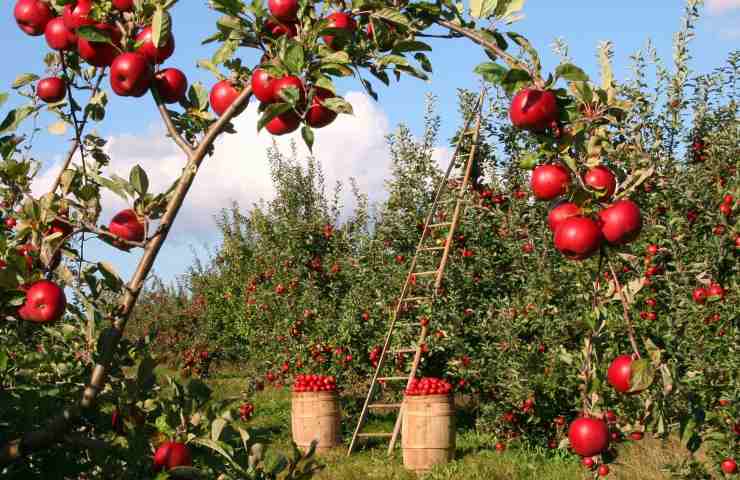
<box><xmin>402</xmin><ymin>394</ymin><xmax>456</xmax><ymax>473</ymax></box>
<box><xmin>291</xmin><ymin>391</ymin><xmax>341</xmax><ymax>454</ymax></box>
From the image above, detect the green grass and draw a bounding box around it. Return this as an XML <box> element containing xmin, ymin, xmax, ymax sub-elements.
<box><xmin>204</xmin><ymin>373</ymin><xmax>692</xmax><ymax>479</ymax></box>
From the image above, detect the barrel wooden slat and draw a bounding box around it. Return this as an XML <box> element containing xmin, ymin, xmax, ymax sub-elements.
<box><xmin>291</xmin><ymin>391</ymin><xmax>341</xmax><ymax>454</ymax></box>
<box><xmin>401</xmin><ymin>394</ymin><xmax>455</xmax><ymax>472</ymax></box>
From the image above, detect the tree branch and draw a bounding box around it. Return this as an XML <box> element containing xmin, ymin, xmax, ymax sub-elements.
<box><xmin>152</xmin><ymin>91</ymin><xmax>194</xmax><ymax>156</ymax></box>
<box><xmin>0</xmin><ymin>86</ymin><xmax>254</xmax><ymax>466</ymax></box>
<box><xmin>50</xmin><ymin>67</ymin><xmax>107</xmax><ymax>193</ymax></box>
<box><xmin>608</xmin><ymin>260</ymin><xmax>641</xmax><ymax>359</ymax></box>
<box><xmin>435</xmin><ymin>20</ymin><xmax>542</xmax><ymax>87</ymax></box>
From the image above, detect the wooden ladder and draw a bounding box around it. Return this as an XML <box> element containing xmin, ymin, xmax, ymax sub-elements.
<box><xmin>347</xmin><ymin>91</ymin><xmax>486</xmax><ymax>456</ymax></box>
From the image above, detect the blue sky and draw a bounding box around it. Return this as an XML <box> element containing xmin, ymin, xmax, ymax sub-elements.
<box><xmin>2</xmin><ymin>1</ymin><xmax>739</xmax><ymax>284</ymax></box>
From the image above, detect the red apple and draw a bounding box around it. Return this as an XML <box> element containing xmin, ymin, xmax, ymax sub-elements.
<box><xmin>597</xmin><ymin>465</ymin><xmax>610</xmax><ymax>477</ymax></box>
<box><xmin>531</xmin><ymin>164</ymin><xmax>570</xmax><ymax>200</ymax></box>
<box><xmin>14</xmin><ymin>0</ymin><xmax>53</xmax><ymax>36</ymax></box>
<box><xmin>584</xmin><ymin>166</ymin><xmax>617</xmax><ymax>199</ymax></box>
<box><xmin>547</xmin><ymin>202</ymin><xmax>581</xmax><ymax>232</ymax></box>
<box><xmin>135</xmin><ymin>26</ymin><xmax>175</xmax><ymax>65</ymax></box>
<box><xmin>77</xmin><ymin>23</ymin><xmax>121</xmax><ymax>67</ymax></box>
<box><xmin>63</xmin><ymin>0</ymin><xmax>94</xmax><ymax>31</ymax></box>
<box><xmin>553</xmin><ymin>216</ymin><xmax>602</xmax><ymax>260</ymax></box>
<box><xmin>154</xmin><ymin>68</ymin><xmax>187</xmax><ymax>104</ymax></box>
<box><xmin>692</xmin><ymin>287</ymin><xmax>707</xmax><ymax>304</ymax></box>
<box><xmin>265</xmin><ymin>19</ymin><xmax>297</xmax><ymax>38</ymax></box>
<box><xmin>607</xmin><ymin>354</ymin><xmax>641</xmax><ymax>393</ymax></box>
<box><xmin>45</xmin><ymin>17</ymin><xmax>78</xmax><ymax>51</ymax></box>
<box><xmin>268</xmin><ymin>0</ymin><xmax>299</xmax><ymax>22</ymax></box>
<box><xmin>251</xmin><ymin>68</ymin><xmax>276</xmax><ymax>103</ymax></box>
<box><xmin>322</xmin><ymin>12</ymin><xmax>356</xmax><ymax>50</ymax></box>
<box><xmin>112</xmin><ymin>0</ymin><xmax>135</xmax><ymax>11</ymax></box>
<box><xmin>265</xmin><ymin>111</ymin><xmax>300</xmax><ymax>136</ymax></box>
<box><xmin>707</xmin><ymin>283</ymin><xmax>725</xmax><ymax>300</ymax></box>
<box><xmin>108</xmin><ymin>209</ymin><xmax>145</xmax><ymax>248</ymax></box>
<box><xmin>37</xmin><ymin>77</ymin><xmax>67</xmax><ymax>103</ymax></box>
<box><xmin>209</xmin><ymin>80</ymin><xmax>240</xmax><ymax>117</ymax></box>
<box><xmin>721</xmin><ymin>459</ymin><xmax>737</xmax><ymax>475</ymax></box>
<box><xmin>153</xmin><ymin>441</ymin><xmax>192</xmax><ymax>471</ymax></box>
<box><xmin>598</xmin><ymin>200</ymin><xmax>642</xmax><ymax>245</ymax></box>
<box><xmin>306</xmin><ymin>88</ymin><xmax>338</xmax><ymax>128</ymax></box>
<box><xmin>568</xmin><ymin>417</ymin><xmax>609</xmax><ymax>457</ymax></box>
<box><xmin>18</xmin><ymin>280</ymin><xmax>67</xmax><ymax>324</ymax></box>
<box><xmin>509</xmin><ymin>88</ymin><xmax>559</xmax><ymax>132</ymax></box>
<box><xmin>110</xmin><ymin>53</ymin><xmax>152</xmax><ymax>97</ymax></box>
<box><xmin>272</xmin><ymin>75</ymin><xmax>305</xmax><ymax>104</ymax></box>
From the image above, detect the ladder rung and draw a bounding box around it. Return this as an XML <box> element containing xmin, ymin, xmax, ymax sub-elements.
<box><xmin>429</xmin><ymin>222</ymin><xmax>452</xmax><ymax>228</ymax></box>
<box><xmin>413</xmin><ymin>270</ymin><xmax>438</xmax><ymax>276</ymax></box>
<box><xmin>419</xmin><ymin>246</ymin><xmax>445</xmax><ymax>251</ymax></box>
<box><xmin>402</xmin><ymin>296</ymin><xmax>433</xmax><ymax>303</ymax></box>
<box><xmin>358</xmin><ymin>432</ymin><xmax>393</xmax><ymax>438</ymax></box>
<box><xmin>378</xmin><ymin>376</ymin><xmax>408</xmax><ymax>381</ymax></box>
<box><xmin>392</xmin><ymin>348</ymin><xmax>416</xmax><ymax>354</ymax></box>
<box><xmin>368</xmin><ymin>403</ymin><xmax>402</xmax><ymax>409</ymax></box>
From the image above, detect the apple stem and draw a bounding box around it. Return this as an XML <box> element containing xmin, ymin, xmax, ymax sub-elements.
<box><xmin>608</xmin><ymin>260</ymin><xmax>641</xmax><ymax>359</ymax></box>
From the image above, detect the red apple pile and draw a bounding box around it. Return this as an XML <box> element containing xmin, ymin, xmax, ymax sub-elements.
<box><xmin>405</xmin><ymin>377</ymin><xmax>453</xmax><ymax>396</ymax></box>
<box><xmin>293</xmin><ymin>374</ymin><xmax>337</xmax><ymax>392</ymax></box>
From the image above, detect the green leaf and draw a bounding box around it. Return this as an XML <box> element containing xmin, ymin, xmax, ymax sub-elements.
<box><xmin>212</xmin><ymin>38</ymin><xmax>239</xmax><ymax>65</ymax></box>
<box><xmin>301</xmin><ymin>125</ymin><xmax>314</xmax><ymax>152</ymax></box>
<box><xmin>77</xmin><ymin>26</ymin><xmax>112</xmax><ymax>43</ymax></box>
<box><xmin>211</xmin><ymin>418</ymin><xmax>227</xmax><ymax>442</ymax></box>
<box><xmin>12</xmin><ymin>74</ymin><xmax>39</xmax><ymax>89</ymax></box>
<box><xmin>471</xmin><ymin>0</ymin><xmax>499</xmax><ymax>18</ymax></box>
<box><xmin>197</xmin><ymin>59</ymin><xmax>222</xmax><ymax>79</ymax></box>
<box><xmin>151</xmin><ymin>8</ymin><xmax>172</xmax><ymax>49</ymax></box>
<box><xmin>98</xmin><ymin>261</ymin><xmax>124</xmax><ymax>291</ymax></box>
<box><xmin>474</xmin><ymin>62</ymin><xmax>508</xmax><ymax>84</ymax></box>
<box><xmin>129</xmin><ymin>165</ymin><xmax>149</xmax><ymax>195</ymax></box>
<box><xmin>628</xmin><ymin>358</ymin><xmax>655</xmax><ymax>393</ymax></box>
<box><xmin>506</xmin><ymin>32</ymin><xmax>540</xmax><ymax>77</ymax></box>
<box><xmin>518</xmin><ymin>151</ymin><xmax>539</xmax><ymax>170</ymax></box>
<box><xmin>257</xmin><ymin>103</ymin><xmax>291</xmax><ymax>132</ymax></box>
<box><xmin>283</xmin><ymin>42</ymin><xmax>305</xmax><ymax>74</ymax></box>
<box><xmin>0</xmin><ymin>106</ymin><xmax>37</xmax><ymax>133</ymax></box>
<box><xmin>555</xmin><ymin>63</ymin><xmax>589</xmax><ymax>82</ymax></box>
<box><xmin>189</xmin><ymin>82</ymin><xmax>210</xmax><ymax>111</ymax></box>
<box><xmin>371</xmin><ymin>8</ymin><xmax>411</xmax><ymax>27</ymax></box>
<box><xmin>0</xmin><ymin>92</ymin><xmax>8</xmax><ymax>109</ymax></box>
<box><xmin>392</xmin><ymin>41</ymin><xmax>432</xmax><ymax>53</ymax></box>
<box><xmin>321</xmin><ymin>97</ymin><xmax>353</xmax><ymax>115</ymax></box>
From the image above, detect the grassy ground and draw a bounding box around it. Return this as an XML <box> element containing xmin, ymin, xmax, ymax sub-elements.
<box><xmin>204</xmin><ymin>373</ymin><xmax>696</xmax><ymax>479</ymax></box>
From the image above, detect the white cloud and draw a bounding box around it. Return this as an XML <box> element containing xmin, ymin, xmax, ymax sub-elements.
<box><xmin>34</xmin><ymin>91</ymin><xmax>393</xmax><ymax>244</ymax></box>
<box><xmin>707</xmin><ymin>0</ymin><xmax>740</xmax><ymax>13</ymax></box>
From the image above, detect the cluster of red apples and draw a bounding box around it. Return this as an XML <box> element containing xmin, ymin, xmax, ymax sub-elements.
<box><xmin>292</xmin><ymin>374</ymin><xmax>338</xmax><ymax>393</ymax></box>
<box><xmin>14</xmin><ymin>0</ymin><xmax>188</xmax><ymax>105</ymax></box>
<box><xmin>510</xmin><ymin>88</ymin><xmax>642</xmax><ymax>260</ymax></box>
<box><xmin>405</xmin><ymin>377</ymin><xmax>453</xmax><ymax>396</ymax></box>
<box><xmin>211</xmin><ymin>0</ymin><xmax>351</xmax><ymax>134</ymax></box>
